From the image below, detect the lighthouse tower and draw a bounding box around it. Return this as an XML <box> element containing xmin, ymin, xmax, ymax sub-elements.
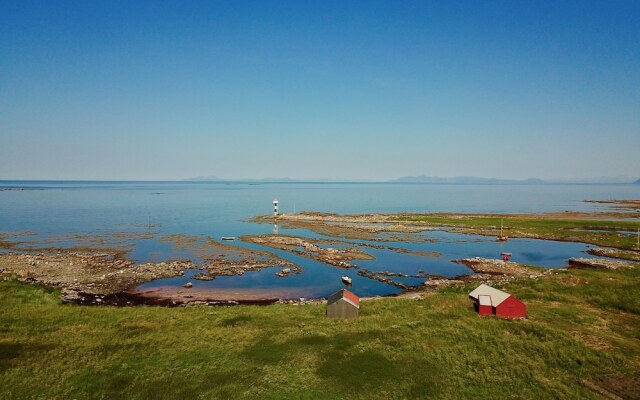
<box><xmin>273</xmin><ymin>198</ymin><xmax>279</xmax><ymax>217</ymax></box>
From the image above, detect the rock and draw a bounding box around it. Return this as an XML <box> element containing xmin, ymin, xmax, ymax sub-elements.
<box><xmin>275</xmin><ymin>267</ymin><xmax>292</xmax><ymax>277</ymax></box>
<box><xmin>191</xmin><ymin>272</ymin><xmax>215</xmax><ymax>281</ymax></box>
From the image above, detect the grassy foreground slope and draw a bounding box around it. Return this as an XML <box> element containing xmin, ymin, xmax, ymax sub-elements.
<box><xmin>1</xmin><ymin>268</ymin><xmax>639</xmax><ymax>400</ymax></box>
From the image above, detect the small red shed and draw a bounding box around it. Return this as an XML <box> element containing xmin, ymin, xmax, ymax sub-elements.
<box><xmin>327</xmin><ymin>289</ymin><xmax>360</xmax><ymax>319</ymax></box>
<box><xmin>469</xmin><ymin>284</ymin><xmax>526</xmax><ymax>319</ymax></box>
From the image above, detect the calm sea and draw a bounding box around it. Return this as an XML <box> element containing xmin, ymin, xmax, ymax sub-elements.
<box><xmin>1</xmin><ymin>181</ymin><xmax>638</xmax><ymax>298</ymax></box>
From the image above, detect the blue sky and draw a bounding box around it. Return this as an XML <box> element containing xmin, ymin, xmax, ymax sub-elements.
<box><xmin>1</xmin><ymin>1</ymin><xmax>638</xmax><ymax>180</ymax></box>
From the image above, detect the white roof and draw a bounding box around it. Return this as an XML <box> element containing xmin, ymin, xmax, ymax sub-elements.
<box><xmin>469</xmin><ymin>284</ymin><xmax>511</xmax><ymax>306</ymax></box>
<box><xmin>478</xmin><ymin>295</ymin><xmax>492</xmax><ymax>306</ymax></box>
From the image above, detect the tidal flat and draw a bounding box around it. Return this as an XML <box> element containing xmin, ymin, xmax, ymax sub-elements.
<box><xmin>1</xmin><ymin>200</ymin><xmax>639</xmax><ymax>303</ymax></box>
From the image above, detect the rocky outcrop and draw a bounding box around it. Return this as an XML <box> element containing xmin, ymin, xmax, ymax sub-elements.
<box><xmin>568</xmin><ymin>257</ymin><xmax>638</xmax><ymax>270</ymax></box>
<box><xmin>275</xmin><ymin>268</ymin><xmax>291</xmax><ymax>277</ymax></box>
<box><xmin>587</xmin><ymin>248</ymin><xmax>640</xmax><ymax>262</ymax></box>
<box><xmin>191</xmin><ymin>272</ymin><xmax>215</xmax><ymax>281</ymax></box>
<box><xmin>453</xmin><ymin>257</ymin><xmax>542</xmax><ymax>278</ymax></box>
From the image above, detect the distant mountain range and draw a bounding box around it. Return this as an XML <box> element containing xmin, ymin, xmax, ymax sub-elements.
<box><xmin>185</xmin><ymin>175</ymin><xmax>639</xmax><ymax>184</ymax></box>
<box><xmin>391</xmin><ymin>175</ymin><xmax>639</xmax><ymax>185</ymax></box>
<box><xmin>391</xmin><ymin>176</ymin><xmax>545</xmax><ymax>184</ymax></box>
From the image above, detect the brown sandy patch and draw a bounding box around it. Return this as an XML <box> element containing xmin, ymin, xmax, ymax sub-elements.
<box><xmin>242</xmin><ymin>234</ymin><xmax>374</xmax><ymax>268</ymax></box>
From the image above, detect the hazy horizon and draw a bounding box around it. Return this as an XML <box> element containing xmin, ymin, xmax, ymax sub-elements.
<box><xmin>2</xmin><ymin>1</ymin><xmax>639</xmax><ymax>181</ymax></box>
<box><xmin>0</xmin><ymin>174</ymin><xmax>638</xmax><ymax>184</ymax></box>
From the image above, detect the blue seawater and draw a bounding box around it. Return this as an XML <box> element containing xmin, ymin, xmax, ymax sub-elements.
<box><xmin>1</xmin><ymin>181</ymin><xmax>638</xmax><ymax>298</ymax></box>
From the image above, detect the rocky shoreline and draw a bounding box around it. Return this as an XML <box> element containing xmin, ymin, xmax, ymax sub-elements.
<box><xmin>0</xmin><ymin>249</ymin><xmax>302</xmax><ymax>305</ymax></box>
<box><xmin>3</xmin><ymin>250</ymin><xmax>636</xmax><ymax>305</ymax></box>
<box><xmin>568</xmin><ymin>257</ymin><xmax>639</xmax><ymax>270</ymax></box>
<box><xmin>587</xmin><ymin>247</ymin><xmax>640</xmax><ymax>262</ymax></box>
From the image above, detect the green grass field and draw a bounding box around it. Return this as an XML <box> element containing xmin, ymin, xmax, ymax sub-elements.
<box><xmin>394</xmin><ymin>214</ymin><xmax>640</xmax><ymax>250</ymax></box>
<box><xmin>1</xmin><ymin>266</ymin><xmax>639</xmax><ymax>399</ymax></box>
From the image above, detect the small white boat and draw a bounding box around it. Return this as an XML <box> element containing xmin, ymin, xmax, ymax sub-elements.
<box><xmin>496</xmin><ymin>219</ymin><xmax>508</xmax><ymax>242</ymax></box>
<box><xmin>221</xmin><ymin>236</ymin><xmax>237</xmax><ymax>241</ymax></box>
<box><xmin>341</xmin><ymin>276</ymin><xmax>352</xmax><ymax>285</ymax></box>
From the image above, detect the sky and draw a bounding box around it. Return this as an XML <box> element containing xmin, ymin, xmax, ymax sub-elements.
<box><xmin>1</xmin><ymin>1</ymin><xmax>639</xmax><ymax>181</ymax></box>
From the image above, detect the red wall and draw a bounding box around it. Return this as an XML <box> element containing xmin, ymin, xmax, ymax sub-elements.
<box><xmin>495</xmin><ymin>295</ymin><xmax>527</xmax><ymax>319</ymax></box>
<box><xmin>478</xmin><ymin>304</ymin><xmax>492</xmax><ymax>316</ymax></box>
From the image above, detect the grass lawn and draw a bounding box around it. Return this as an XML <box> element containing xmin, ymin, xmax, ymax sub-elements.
<box><xmin>1</xmin><ymin>267</ymin><xmax>639</xmax><ymax>399</ymax></box>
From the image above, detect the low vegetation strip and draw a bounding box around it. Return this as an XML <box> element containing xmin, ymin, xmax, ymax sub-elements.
<box><xmin>1</xmin><ymin>265</ymin><xmax>639</xmax><ymax>399</ymax></box>
<box><xmin>392</xmin><ymin>214</ymin><xmax>640</xmax><ymax>250</ymax></box>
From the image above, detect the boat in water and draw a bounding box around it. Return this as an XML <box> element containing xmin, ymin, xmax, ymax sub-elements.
<box><xmin>496</xmin><ymin>219</ymin><xmax>508</xmax><ymax>242</ymax></box>
<box><xmin>341</xmin><ymin>276</ymin><xmax>352</xmax><ymax>285</ymax></box>
<box><xmin>221</xmin><ymin>236</ymin><xmax>237</xmax><ymax>241</ymax></box>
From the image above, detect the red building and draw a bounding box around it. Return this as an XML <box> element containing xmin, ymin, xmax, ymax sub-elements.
<box><xmin>327</xmin><ymin>289</ymin><xmax>360</xmax><ymax>319</ymax></box>
<box><xmin>469</xmin><ymin>284</ymin><xmax>526</xmax><ymax>319</ymax></box>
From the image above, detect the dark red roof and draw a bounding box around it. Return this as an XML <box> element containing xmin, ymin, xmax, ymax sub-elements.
<box><xmin>341</xmin><ymin>289</ymin><xmax>360</xmax><ymax>306</ymax></box>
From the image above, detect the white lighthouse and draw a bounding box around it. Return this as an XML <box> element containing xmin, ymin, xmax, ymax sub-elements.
<box><xmin>273</xmin><ymin>198</ymin><xmax>279</xmax><ymax>217</ymax></box>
